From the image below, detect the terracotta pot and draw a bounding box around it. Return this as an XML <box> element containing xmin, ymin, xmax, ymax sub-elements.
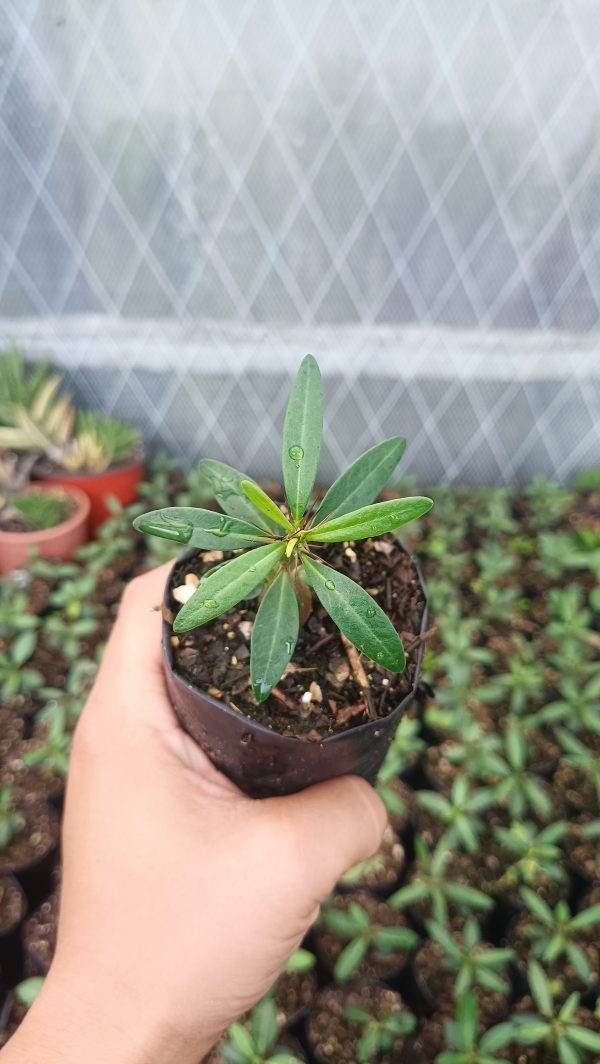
<box><xmin>0</xmin><ymin>485</ymin><xmax>90</xmax><ymax>575</ymax></box>
<box><xmin>162</xmin><ymin>547</ymin><xmax>429</xmax><ymax>798</ymax></box>
<box><xmin>40</xmin><ymin>457</ymin><xmax>143</xmax><ymax>533</ymax></box>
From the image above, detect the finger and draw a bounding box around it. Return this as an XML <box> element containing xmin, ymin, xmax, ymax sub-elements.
<box><xmin>271</xmin><ymin>775</ymin><xmax>387</xmax><ymax>901</ymax></box>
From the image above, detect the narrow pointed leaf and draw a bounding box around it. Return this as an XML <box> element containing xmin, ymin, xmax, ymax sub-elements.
<box><xmin>133</xmin><ymin>507</ymin><xmax>272</xmax><ymax>549</ymax></box>
<box><xmin>251</xmin><ymin>997</ymin><xmax>278</xmax><ymax>1056</ymax></box>
<box><xmin>527</xmin><ymin>960</ymin><xmax>552</xmax><ymax>1016</ymax></box>
<box><xmin>250</xmin><ymin>571</ymin><xmax>299</xmax><ymax>702</ymax></box>
<box><xmin>173</xmin><ymin>543</ymin><xmax>285</xmax><ymax>632</ymax></box>
<box><xmin>300</xmin><ymin>555</ymin><xmax>405</xmax><ymax>672</ymax></box>
<box><xmin>315</xmin><ymin>436</ymin><xmax>407</xmax><ymax>522</ymax></box>
<box><xmin>568</xmin><ymin>1026</ymin><xmax>600</xmax><ymax>1051</ymax></box>
<box><xmin>241</xmin><ymin>481</ymin><xmax>293</xmax><ymax>532</ymax></box>
<box><xmin>282</xmin><ymin>354</ymin><xmax>323</xmax><ymax>521</ymax></box>
<box><xmin>194</xmin><ymin>459</ymin><xmax>281</xmax><ymax>531</ymax></box>
<box><xmin>334</xmin><ymin>937</ymin><xmax>368</xmax><ymax>982</ymax></box>
<box><xmin>307</xmin><ymin>497</ymin><xmax>433</xmax><ymax>543</ymax></box>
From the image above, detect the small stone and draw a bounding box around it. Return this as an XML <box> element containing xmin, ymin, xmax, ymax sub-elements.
<box><xmin>207</xmin><ymin>686</ymin><xmax>222</xmax><ymax>698</ymax></box>
<box><xmin>184</xmin><ymin>573</ymin><xmax>199</xmax><ymax>587</ymax></box>
<box><xmin>309</xmin><ymin>681</ymin><xmax>323</xmax><ymax>701</ymax></box>
<box><xmin>203</xmin><ymin>550</ymin><xmax>224</xmax><ymax>563</ymax></box>
<box><xmin>335</xmin><ymin>662</ymin><xmax>351</xmax><ymax>684</ymax></box>
<box><xmin>235</xmin><ymin>644</ymin><xmax>250</xmax><ymax>660</ymax></box>
<box><xmin>344</xmin><ymin>546</ymin><xmax>357</xmax><ymax>562</ymax></box>
<box><xmin>238</xmin><ymin>620</ymin><xmax>253</xmax><ymax>641</ymax></box>
<box><xmin>172</xmin><ymin>584</ymin><xmax>196</xmax><ymax>604</ymax></box>
<box><xmin>301</xmin><ymin>691</ymin><xmax>312</xmax><ymax>705</ymax></box>
<box><xmin>382</xmin><ymin>678</ymin><xmax>390</xmax><ymax>686</ymax></box>
<box><xmin>170</xmin><ymin>636</ymin><xmax>180</xmax><ymax>647</ymax></box>
<box><xmin>231</xmin><ymin>655</ymin><xmax>238</xmax><ymax>666</ymax></box>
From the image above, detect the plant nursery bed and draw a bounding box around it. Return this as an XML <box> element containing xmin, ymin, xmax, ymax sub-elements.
<box><xmin>1</xmin><ymin>456</ymin><xmax>600</xmax><ymax>1061</ymax></box>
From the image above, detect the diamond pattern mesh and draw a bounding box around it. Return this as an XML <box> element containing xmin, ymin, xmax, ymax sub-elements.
<box><xmin>1</xmin><ymin>0</ymin><xmax>599</xmax><ymax>483</ymax></box>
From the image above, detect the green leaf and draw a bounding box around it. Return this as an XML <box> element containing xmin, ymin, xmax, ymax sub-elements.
<box><xmin>133</xmin><ymin>506</ymin><xmax>272</xmax><ymax>549</ymax></box>
<box><xmin>372</xmin><ymin>926</ymin><xmax>418</xmax><ymax>953</ymax></box>
<box><xmin>14</xmin><ymin>977</ymin><xmax>44</xmax><ymax>1008</ymax></box>
<box><xmin>568</xmin><ymin>1026</ymin><xmax>600</xmax><ymax>1051</ymax></box>
<box><xmin>282</xmin><ymin>354</ymin><xmax>323</xmax><ymax>521</ymax></box>
<box><xmin>321</xmin><ymin>909</ymin><xmax>366</xmax><ymax>938</ymax></box>
<box><xmin>334</xmin><ymin>937</ymin><xmax>368</xmax><ymax>982</ymax></box>
<box><xmin>173</xmin><ymin>543</ymin><xmax>285</xmax><ymax>632</ymax></box>
<box><xmin>557</xmin><ymin>1037</ymin><xmax>580</xmax><ymax>1064</ymax></box>
<box><xmin>250</xmin><ymin>571</ymin><xmax>299</xmax><ymax>701</ymax></box>
<box><xmin>480</xmin><ymin>1022</ymin><xmax>519</xmax><ymax>1053</ymax></box>
<box><xmin>445</xmin><ymin>884</ymin><xmax>493</xmax><ymax>911</ymax></box>
<box><xmin>343</xmin><ymin>1004</ymin><xmax>375</xmax><ymax>1025</ymax></box>
<box><xmin>241</xmin><ymin>481</ymin><xmax>294</xmax><ymax>532</ymax></box>
<box><xmin>570</xmin><ymin>903</ymin><xmax>600</xmax><ymax>930</ymax></box>
<box><xmin>251</xmin><ymin>997</ymin><xmax>278</xmax><ymax>1056</ymax></box>
<box><xmin>194</xmin><ymin>459</ymin><xmax>281</xmax><ymax>531</ymax></box>
<box><xmin>520</xmin><ymin>887</ymin><xmax>553</xmax><ymax>925</ymax></box>
<box><xmin>300</xmin><ymin>556</ymin><xmax>405</xmax><ymax>672</ymax></box>
<box><xmin>12</xmin><ymin>629</ymin><xmax>36</xmax><ymax>667</ymax></box>
<box><xmin>269</xmin><ymin>1056</ymin><xmax>305</xmax><ymax>1064</ymax></box>
<box><xmin>388</xmin><ymin>882</ymin><xmax>429</xmax><ymax>909</ymax></box>
<box><xmin>315</xmin><ymin>436</ymin><xmax>407</xmax><ymax>522</ymax></box>
<box><xmin>357</xmin><ymin>1026</ymin><xmax>381</xmax><ymax>1063</ymax></box>
<box><xmin>228</xmin><ymin>1023</ymin><xmax>255</xmax><ymax>1059</ymax></box>
<box><xmin>514</xmin><ymin>1020</ymin><xmax>552</xmax><ymax>1045</ymax></box>
<box><xmin>457</xmin><ymin>992</ymin><xmax>477</xmax><ymax>1050</ymax></box>
<box><xmin>285</xmin><ymin>948</ymin><xmax>316</xmax><ymax>973</ymax></box>
<box><xmin>307</xmin><ymin>496</ymin><xmax>433</xmax><ymax>543</ymax></box>
<box><xmin>219</xmin><ymin>1046</ymin><xmax>246</xmax><ymax>1064</ymax></box>
<box><xmin>527</xmin><ymin>960</ymin><xmax>552</xmax><ymax>1016</ymax></box>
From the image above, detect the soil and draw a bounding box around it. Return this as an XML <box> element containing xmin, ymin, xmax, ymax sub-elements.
<box><xmin>273</xmin><ymin>967</ymin><xmax>318</xmax><ymax>1027</ymax></box>
<box><xmin>0</xmin><ymin>876</ymin><xmax>26</xmax><ymax>935</ymax></box>
<box><xmin>564</xmin><ymin>815</ymin><xmax>600</xmax><ymax>884</ymax></box>
<box><xmin>507</xmin><ymin>910</ymin><xmax>600</xmax><ymax>1001</ymax></box>
<box><xmin>23</xmin><ymin>889</ymin><xmax>59</xmax><ymax>975</ymax></box>
<box><xmin>339</xmin><ymin>825</ymin><xmax>405</xmax><ymax>894</ymax></box>
<box><xmin>307</xmin><ymin>981</ymin><xmax>409</xmax><ymax>1064</ymax></box>
<box><xmin>413</xmin><ymin>938</ymin><xmax>509</xmax><ymax>1027</ymax></box>
<box><xmin>409</xmin><ymin>1013</ymin><xmax>447</xmax><ymax>1062</ymax></box>
<box><xmin>169</xmin><ymin>535</ymin><xmax>426</xmax><ymax>740</ymax></box>
<box><xmin>507</xmin><ymin>999</ymin><xmax>600</xmax><ymax>1062</ymax></box>
<box><xmin>1</xmin><ymin>741</ymin><xmax>65</xmax><ymax>804</ymax></box>
<box><xmin>0</xmin><ymin>801</ymin><xmax>59</xmax><ymax>875</ymax></box>
<box><xmin>552</xmin><ymin>761</ymin><xmax>598</xmax><ymax>816</ymax></box>
<box><xmin>0</xmin><ymin>709</ymin><xmax>24</xmax><ymax>760</ymax></box>
<box><xmin>444</xmin><ymin>845</ymin><xmax>569</xmax><ymax>908</ymax></box>
<box><xmin>315</xmin><ymin>890</ymin><xmax>418</xmax><ymax>982</ymax></box>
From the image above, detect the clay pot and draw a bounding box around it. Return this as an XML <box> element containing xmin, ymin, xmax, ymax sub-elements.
<box><xmin>0</xmin><ymin>486</ymin><xmax>90</xmax><ymax>575</ymax></box>
<box><xmin>40</xmin><ymin>457</ymin><xmax>143</xmax><ymax>533</ymax></box>
<box><xmin>162</xmin><ymin>547</ymin><xmax>428</xmax><ymax>798</ymax></box>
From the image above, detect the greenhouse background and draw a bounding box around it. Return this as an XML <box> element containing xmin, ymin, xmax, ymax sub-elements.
<box><xmin>1</xmin><ymin>0</ymin><xmax>600</xmax><ymax>483</ymax></box>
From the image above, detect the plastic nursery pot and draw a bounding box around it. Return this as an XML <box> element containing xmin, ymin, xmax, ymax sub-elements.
<box><xmin>40</xmin><ymin>456</ymin><xmax>144</xmax><ymax>533</ymax></box>
<box><xmin>0</xmin><ymin>485</ymin><xmax>90</xmax><ymax>576</ymax></box>
<box><xmin>162</xmin><ymin>547</ymin><xmax>429</xmax><ymax>799</ymax></box>
<box><xmin>0</xmin><ymin>876</ymin><xmax>27</xmax><ymax>986</ymax></box>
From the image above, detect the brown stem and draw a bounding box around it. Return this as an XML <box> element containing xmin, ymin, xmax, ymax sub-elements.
<box><xmin>340</xmin><ymin>633</ymin><xmax>376</xmax><ymax>720</ymax></box>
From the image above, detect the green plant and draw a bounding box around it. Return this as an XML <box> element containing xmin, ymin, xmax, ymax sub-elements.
<box><xmin>218</xmin><ymin>997</ymin><xmax>303</xmax><ymax>1064</ymax></box>
<box><xmin>14</xmin><ymin>977</ymin><xmax>44</xmax><ymax>1008</ymax></box>
<box><xmin>342</xmin><ymin>1002</ymin><xmax>416</xmax><ymax>1062</ymax></box>
<box><xmin>523</xmin><ymin>475</ymin><xmax>575</xmax><ymax>529</ymax></box>
<box><xmin>376</xmin><ymin>715</ymin><xmax>425</xmax><ymax>782</ymax></box>
<box><xmin>426</xmin><ymin>918</ymin><xmax>514</xmax><ymax>998</ymax></box>
<box><xmin>388</xmin><ymin>838</ymin><xmax>493</xmax><ymax>925</ymax></box>
<box><xmin>44</xmin><ymin>614</ymin><xmax>98</xmax><ymax>660</ymax></box>
<box><xmin>471</xmin><ymin>488</ymin><xmax>517</xmax><ymax>538</ymax></box>
<box><xmin>416</xmin><ymin>775</ymin><xmax>496</xmax><ymax>854</ymax></box>
<box><xmin>533</xmin><ymin>674</ymin><xmax>600</xmax><ymax>734</ymax></box>
<box><xmin>49</xmin><ymin>571</ymin><xmax>97</xmax><ymax>619</ymax></box>
<box><xmin>0</xmin><ymin>348</ymin><xmax>74</xmax><ymax>461</ymax></box>
<box><xmin>0</xmin><ymin>787</ymin><xmax>25</xmax><ymax>848</ymax></box>
<box><xmin>134</xmin><ymin>356</ymin><xmax>432</xmax><ymax>702</ymax></box>
<box><xmin>556</xmin><ymin>730</ymin><xmax>600</xmax><ymax>805</ymax></box>
<box><xmin>437</xmin><ymin>992</ymin><xmax>515</xmax><ymax>1063</ymax></box>
<box><xmin>2</xmin><ymin>490</ymin><xmax>69</xmax><ymax>532</ymax></box>
<box><xmin>573</xmin><ymin>468</ymin><xmax>600</xmax><ymax>492</ymax></box>
<box><xmin>546</xmin><ymin>587</ymin><xmax>595</xmax><ymax>654</ymax></box>
<box><xmin>438</xmin><ymin>720</ymin><xmax>506</xmax><ymax>783</ymax></box>
<box><xmin>0</xmin><ymin>585</ymin><xmax>40</xmax><ymax>638</ymax></box>
<box><xmin>284</xmin><ymin>948</ymin><xmax>316</xmax><ymax>974</ymax></box>
<box><xmin>23</xmin><ymin>703</ymin><xmax>71</xmax><ymax>776</ymax></box>
<box><xmin>511</xmin><ymin>961</ymin><xmax>600</xmax><ymax>1063</ymax></box>
<box><xmin>62</xmin><ymin>410</ymin><xmax>141</xmax><ymax>473</ymax></box>
<box><xmin>36</xmin><ymin>659</ymin><xmax>98</xmax><ymax>729</ymax></box>
<box><xmin>493</xmin><ymin>720</ymin><xmax>552</xmax><ymax>821</ymax></box>
<box><xmin>477</xmin><ymin>640</ymin><xmax>545</xmax><ymax>716</ymax></box>
<box><xmin>494</xmin><ymin>821</ymin><xmax>567</xmax><ymax>891</ymax></box>
<box><xmin>0</xmin><ymin>630</ymin><xmax>42</xmax><ymax>698</ymax></box>
<box><xmin>519</xmin><ymin>888</ymin><xmax>600</xmax><ymax>985</ymax></box>
<box><xmin>320</xmin><ymin>899</ymin><xmax>418</xmax><ymax>982</ymax></box>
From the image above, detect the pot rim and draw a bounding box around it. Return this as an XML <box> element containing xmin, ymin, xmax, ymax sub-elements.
<box><xmin>37</xmin><ymin>451</ymin><xmax>145</xmax><ymax>483</ymax></box>
<box><xmin>0</xmin><ymin>484</ymin><xmax>90</xmax><ymax>545</ymax></box>
<box><xmin>162</xmin><ymin>543</ymin><xmax>429</xmax><ymax>748</ymax></box>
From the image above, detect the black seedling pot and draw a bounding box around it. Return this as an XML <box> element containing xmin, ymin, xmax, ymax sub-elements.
<box><xmin>0</xmin><ymin>877</ymin><xmax>26</xmax><ymax>986</ymax></box>
<box><xmin>163</xmin><ymin>547</ymin><xmax>429</xmax><ymax>798</ymax></box>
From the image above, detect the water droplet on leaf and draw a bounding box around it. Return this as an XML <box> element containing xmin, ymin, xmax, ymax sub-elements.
<box><xmin>325</xmin><ymin>579</ymin><xmax>335</xmax><ymax>591</ymax></box>
<box><xmin>284</xmin><ymin>639</ymin><xmax>294</xmax><ymax>654</ymax></box>
<box><xmin>212</xmin><ymin>516</ymin><xmax>233</xmax><ymax>538</ymax></box>
<box><xmin>366</xmin><ymin>606</ymin><xmax>376</xmax><ymax>618</ymax></box>
<box><xmin>202</xmin><ymin>598</ymin><xmax>218</xmax><ymax>609</ymax></box>
<box><xmin>288</xmin><ymin>445</ymin><xmax>304</xmax><ymax>461</ymax></box>
<box><xmin>253</xmin><ymin>680</ymin><xmax>272</xmax><ymax>701</ymax></box>
<box><xmin>138</xmin><ymin>516</ymin><xmax>193</xmax><ymax>544</ymax></box>
<box><xmin>248</xmin><ymin>565</ymin><xmax>257</xmax><ymax>573</ymax></box>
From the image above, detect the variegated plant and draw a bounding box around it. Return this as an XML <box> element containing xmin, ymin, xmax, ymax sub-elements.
<box><xmin>134</xmin><ymin>356</ymin><xmax>432</xmax><ymax>702</ymax></box>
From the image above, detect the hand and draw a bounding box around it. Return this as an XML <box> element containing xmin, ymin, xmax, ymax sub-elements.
<box><xmin>3</xmin><ymin>564</ymin><xmax>385</xmax><ymax>1064</ymax></box>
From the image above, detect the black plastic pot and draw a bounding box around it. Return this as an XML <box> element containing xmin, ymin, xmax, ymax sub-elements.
<box><xmin>162</xmin><ymin>547</ymin><xmax>429</xmax><ymax>798</ymax></box>
<box><xmin>0</xmin><ymin>877</ymin><xmax>26</xmax><ymax>986</ymax></box>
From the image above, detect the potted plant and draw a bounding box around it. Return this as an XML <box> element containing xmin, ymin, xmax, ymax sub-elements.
<box><xmin>134</xmin><ymin>355</ymin><xmax>432</xmax><ymax>796</ymax></box>
<box><xmin>0</xmin><ymin>482</ymin><xmax>90</xmax><ymax>575</ymax></box>
<box><xmin>0</xmin><ymin>348</ymin><xmax>143</xmax><ymax>532</ymax></box>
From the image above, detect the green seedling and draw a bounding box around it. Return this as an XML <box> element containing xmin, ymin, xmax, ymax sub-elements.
<box><xmin>440</xmin><ymin>720</ymin><xmax>506</xmax><ymax>783</ymax></box>
<box><xmin>435</xmin><ymin>615</ymin><xmax>495</xmax><ymax>691</ymax></box>
<box><xmin>14</xmin><ymin>977</ymin><xmax>45</xmax><ymax>1008</ymax></box>
<box><xmin>320</xmin><ymin>900</ymin><xmax>418</xmax><ymax>982</ymax></box>
<box><xmin>44</xmin><ymin>613</ymin><xmax>98</xmax><ymax>660</ymax></box>
<box><xmin>23</xmin><ymin>703</ymin><xmax>71</xmax><ymax>776</ymax></box>
<box><xmin>471</xmin><ymin>488</ymin><xmax>517</xmax><ymax>538</ymax></box>
<box><xmin>342</xmin><ymin>1002</ymin><xmax>416</xmax><ymax>1062</ymax></box>
<box><xmin>477</xmin><ymin>639</ymin><xmax>545</xmax><ymax>717</ymax></box>
<box><xmin>218</xmin><ymin>996</ymin><xmax>303</xmax><ymax>1064</ymax></box>
<box><xmin>494</xmin><ymin>821</ymin><xmax>567</xmax><ymax>891</ymax></box>
<box><xmin>437</xmin><ymin>991</ymin><xmax>516</xmax><ymax>1063</ymax></box>
<box><xmin>533</xmin><ymin>674</ymin><xmax>600</xmax><ymax>735</ymax></box>
<box><xmin>556</xmin><ymin>730</ymin><xmax>600</xmax><ymax>805</ymax></box>
<box><xmin>417</xmin><ymin>774</ymin><xmax>496</xmax><ymax>854</ymax></box>
<box><xmin>494</xmin><ymin>720</ymin><xmax>552</xmax><ymax>821</ymax></box>
<box><xmin>377</xmin><ymin>715</ymin><xmax>426</xmax><ymax>782</ymax></box>
<box><xmin>426</xmin><ymin>918</ymin><xmax>514</xmax><ymax>998</ymax></box>
<box><xmin>523</xmin><ymin>475</ymin><xmax>575</xmax><ymax>530</ymax></box>
<box><xmin>5</xmin><ymin>490</ymin><xmax>69</xmax><ymax>532</ymax></box>
<box><xmin>512</xmin><ymin>960</ymin><xmax>600</xmax><ymax>1063</ymax></box>
<box><xmin>388</xmin><ymin>838</ymin><xmax>493</xmax><ymax>926</ymax></box>
<box><xmin>0</xmin><ymin>585</ymin><xmax>40</xmax><ymax>638</ymax></box>
<box><xmin>546</xmin><ymin>587</ymin><xmax>595</xmax><ymax>654</ymax></box>
<box><xmin>37</xmin><ymin>658</ymin><xmax>98</xmax><ymax>729</ymax></box>
<box><xmin>0</xmin><ymin>787</ymin><xmax>25</xmax><ymax>848</ymax></box>
<box><xmin>49</xmin><ymin>571</ymin><xmax>97</xmax><ymax>619</ymax></box>
<box><xmin>284</xmin><ymin>948</ymin><xmax>316</xmax><ymax>974</ymax></box>
<box><xmin>519</xmin><ymin>888</ymin><xmax>600</xmax><ymax>985</ymax></box>
<box><xmin>134</xmin><ymin>356</ymin><xmax>432</xmax><ymax>702</ymax></box>
<box><xmin>0</xmin><ymin>630</ymin><xmax>42</xmax><ymax>699</ymax></box>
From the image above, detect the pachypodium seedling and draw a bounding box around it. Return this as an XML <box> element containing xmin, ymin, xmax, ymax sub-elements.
<box><xmin>342</xmin><ymin>1002</ymin><xmax>416</xmax><ymax>1062</ymax></box>
<box><xmin>519</xmin><ymin>888</ymin><xmax>600</xmax><ymax>986</ymax></box>
<box><xmin>437</xmin><ymin>991</ymin><xmax>516</xmax><ymax>1064</ymax></box>
<box><xmin>511</xmin><ymin>961</ymin><xmax>600</xmax><ymax>1063</ymax></box>
<box><xmin>425</xmin><ymin>918</ymin><xmax>514</xmax><ymax>998</ymax></box>
<box><xmin>134</xmin><ymin>356</ymin><xmax>432</xmax><ymax>702</ymax></box>
<box><xmin>218</xmin><ymin>996</ymin><xmax>303</xmax><ymax>1064</ymax></box>
<box><xmin>320</xmin><ymin>899</ymin><xmax>418</xmax><ymax>982</ymax></box>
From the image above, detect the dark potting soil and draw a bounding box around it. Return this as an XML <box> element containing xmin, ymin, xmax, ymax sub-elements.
<box><xmin>0</xmin><ymin>802</ymin><xmax>59</xmax><ymax>875</ymax></box>
<box><xmin>0</xmin><ymin>709</ymin><xmax>24</xmax><ymax>760</ymax></box>
<box><xmin>339</xmin><ymin>824</ymin><xmax>405</xmax><ymax>894</ymax></box>
<box><xmin>316</xmin><ymin>890</ymin><xmax>417</xmax><ymax>982</ymax></box>
<box><xmin>0</xmin><ymin>877</ymin><xmax>25</xmax><ymax>935</ymax></box>
<box><xmin>273</xmin><ymin>968</ymin><xmax>318</xmax><ymax>1027</ymax></box>
<box><xmin>23</xmin><ymin>889</ymin><xmax>59</xmax><ymax>975</ymax></box>
<box><xmin>1</xmin><ymin>741</ymin><xmax>65</xmax><ymax>804</ymax></box>
<box><xmin>410</xmin><ymin>1013</ymin><xmax>447</xmax><ymax>1062</ymax></box>
<box><xmin>307</xmin><ymin>981</ymin><xmax>409</xmax><ymax>1064</ymax></box>
<box><xmin>168</xmin><ymin>535</ymin><xmax>426</xmax><ymax>740</ymax></box>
